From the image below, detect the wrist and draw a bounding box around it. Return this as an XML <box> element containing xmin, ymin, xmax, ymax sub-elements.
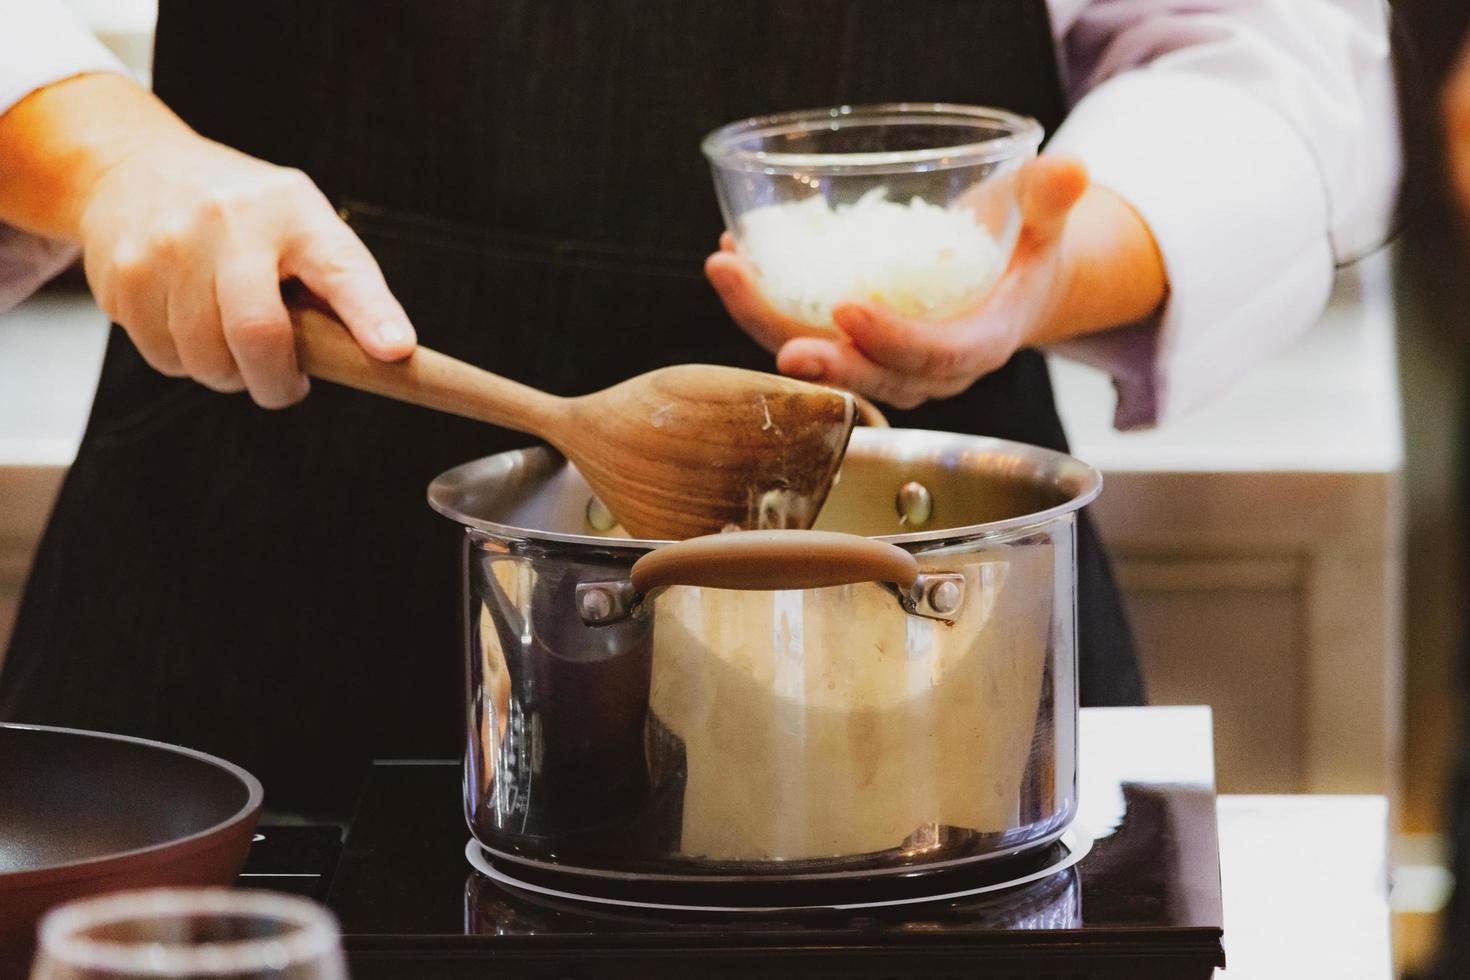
<box><xmin>1028</xmin><ymin>187</ymin><xmax>1167</xmax><ymax>346</ymax></box>
<box><xmin>0</xmin><ymin>73</ymin><xmax>192</xmax><ymax>240</ymax></box>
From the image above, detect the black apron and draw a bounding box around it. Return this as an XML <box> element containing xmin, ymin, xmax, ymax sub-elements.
<box><xmin>1</xmin><ymin>0</ymin><xmax>1143</xmax><ymax>817</ymax></box>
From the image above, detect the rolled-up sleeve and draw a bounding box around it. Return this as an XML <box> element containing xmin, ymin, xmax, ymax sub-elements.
<box><xmin>1047</xmin><ymin>0</ymin><xmax>1401</xmax><ymax>429</ymax></box>
<box><xmin>0</xmin><ymin>0</ymin><xmax>125</xmax><ymax>312</ymax></box>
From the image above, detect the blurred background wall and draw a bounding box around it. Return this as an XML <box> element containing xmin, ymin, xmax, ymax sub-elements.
<box><xmin>1390</xmin><ymin>0</ymin><xmax>1470</xmax><ymax>973</ymax></box>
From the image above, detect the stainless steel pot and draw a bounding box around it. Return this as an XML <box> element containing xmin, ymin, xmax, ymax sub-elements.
<box><xmin>429</xmin><ymin>428</ymin><xmax>1100</xmax><ymax>885</ymax></box>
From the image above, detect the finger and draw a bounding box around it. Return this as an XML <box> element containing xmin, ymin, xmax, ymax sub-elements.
<box><xmin>776</xmin><ymin>337</ymin><xmax>944</xmax><ymax>411</ymax></box>
<box><xmin>830</xmin><ymin>299</ymin><xmax>979</xmax><ymax>377</ymax></box>
<box><xmin>720</xmin><ymin>231</ymin><xmax>737</xmax><ymax>253</ymax></box>
<box><xmin>283</xmin><ymin>213</ymin><xmax>415</xmax><ymax>361</ymax></box>
<box><xmin>217</xmin><ymin>251</ymin><xmax>309</xmax><ymax>409</ymax></box>
<box><xmin>705</xmin><ymin>251</ymin><xmax>829</xmax><ymax>352</ymax></box>
<box><xmin>166</xmin><ymin>257</ymin><xmax>239</xmax><ymax>393</ymax></box>
<box><xmin>1016</xmin><ymin>155</ymin><xmax>1089</xmax><ymax>252</ymax></box>
<box><xmin>103</xmin><ymin>253</ymin><xmax>186</xmax><ymax>377</ymax></box>
<box><xmin>170</xmin><ymin>276</ymin><xmax>245</xmax><ymax>393</ymax></box>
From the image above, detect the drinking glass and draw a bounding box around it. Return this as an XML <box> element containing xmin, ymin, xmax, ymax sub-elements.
<box><xmin>30</xmin><ymin>889</ymin><xmax>347</xmax><ymax>980</ymax></box>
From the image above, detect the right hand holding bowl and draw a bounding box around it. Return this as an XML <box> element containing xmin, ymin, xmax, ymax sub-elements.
<box><xmin>703</xmin><ymin>103</ymin><xmax>1165</xmax><ymax>409</ymax></box>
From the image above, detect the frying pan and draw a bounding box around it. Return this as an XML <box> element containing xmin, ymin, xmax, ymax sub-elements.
<box><xmin>0</xmin><ymin>724</ymin><xmax>263</xmax><ymax>973</ymax></box>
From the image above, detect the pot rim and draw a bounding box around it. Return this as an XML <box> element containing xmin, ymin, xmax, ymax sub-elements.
<box><xmin>428</xmin><ymin>428</ymin><xmax>1102</xmax><ymax>548</ymax></box>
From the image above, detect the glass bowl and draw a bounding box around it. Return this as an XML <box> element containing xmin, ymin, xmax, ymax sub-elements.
<box><xmin>703</xmin><ymin>103</ymin><xmax>1043</xmax><ymax>327</ymax></box>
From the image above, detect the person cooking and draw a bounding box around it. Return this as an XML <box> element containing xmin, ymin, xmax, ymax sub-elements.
<box><xmin>0</xmin><ymin>0</ymin><xmax>1399</xmax><ymax>818</ymax></box>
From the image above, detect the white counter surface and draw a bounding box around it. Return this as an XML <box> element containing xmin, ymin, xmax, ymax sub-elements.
<box><xmin>1083</xmin><ymin>707</ymin><xmax>1393</xmax><ymax>979</ymax></box>
<box><xmin>1215</xmin><ymin>794</ymin><xmax>1393</xmax><ymax>978</ymax></box>
<box><xmin>0</xmin><ymin>292</ymin><xmax>109</xmax><ymax>467</ymax></box>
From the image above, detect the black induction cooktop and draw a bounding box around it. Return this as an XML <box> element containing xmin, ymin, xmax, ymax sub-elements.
<box><xmin>240</xmin><ymin>707</ymin><xmax>1226</xmax><ymax>979</ymax></box>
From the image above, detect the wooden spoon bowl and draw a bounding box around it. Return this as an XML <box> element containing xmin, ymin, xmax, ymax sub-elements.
<box><xmin>291</xmin><ymin>305</ymin><xmax>856</xmax><ymax>539</ymax></box>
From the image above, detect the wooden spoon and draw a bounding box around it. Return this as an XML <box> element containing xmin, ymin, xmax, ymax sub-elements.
<box><xmin>290</xmin><ymin>304</ymin><xmax>856</xmax><ymax>540</ymax></box>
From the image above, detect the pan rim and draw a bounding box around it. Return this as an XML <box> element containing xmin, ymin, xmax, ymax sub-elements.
<box><xmin>0</xmin><ymin>723</ymin><xmax>264</xmax><ymax>890</ymax></box>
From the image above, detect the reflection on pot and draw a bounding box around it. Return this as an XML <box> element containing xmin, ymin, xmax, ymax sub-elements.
<box><xmin>462</xmin><ymin>866</ymin><xmax>1083</xmax><ymax>933</ymax></box>
<box><xmin>646</xmin><ymin>546</ymin><xmax>1048</xmax><ymax>861</ymax></box>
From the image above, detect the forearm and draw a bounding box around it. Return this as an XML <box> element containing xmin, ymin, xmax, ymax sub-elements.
<box><xmin>1028</xmin><ymin>186</ymin><xmax>1165</xmax><ymax>347</ymax></box>
<box><xmin>0</xmin><ymin>72</ymin><xmax>192</xmax><ymax>241</ymax></box>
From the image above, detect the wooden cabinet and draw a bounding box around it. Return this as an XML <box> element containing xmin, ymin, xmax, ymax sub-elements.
<box><xmin>1091</xmin><ymin>471</ymin><xmax>1402</xmax><ymax>796</ymax></box>
<box><xmin>0</xmin><ymin>468</ymin><xmax>66</xmax><ymax>670</ymax></box>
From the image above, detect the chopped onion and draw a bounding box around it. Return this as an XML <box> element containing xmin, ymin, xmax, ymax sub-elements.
<box><xmin>738</xmin><ymin>187</ymin><xmax>1004</xmax><ymax>326</ymax></box>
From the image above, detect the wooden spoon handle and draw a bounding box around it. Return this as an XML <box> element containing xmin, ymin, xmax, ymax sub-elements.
<box><xmin>290</xmin><ymin>303</ymin><xmax>562</xmax><ymax>436</ymax></box>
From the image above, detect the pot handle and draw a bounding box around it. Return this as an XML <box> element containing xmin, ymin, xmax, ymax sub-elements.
<box><xmin>848</xmin><ymin>392</ymin><xmax>890</xmax><ymax>428</ymax></box>
<box><xmin>629</xmin><ymin>530</ymin><xmax>919</xmax><ymax>593</ymax></box>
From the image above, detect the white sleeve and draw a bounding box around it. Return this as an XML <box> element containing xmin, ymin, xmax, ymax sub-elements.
<box><xmin>0</xmin><ymin>0</ymin><xmax>126</xmax><ymax>313</ymax></box>
<box><xmin>1047</xmin><ymin>0</ymin><xmax>1401</xmax><ymax>429</ymax></box>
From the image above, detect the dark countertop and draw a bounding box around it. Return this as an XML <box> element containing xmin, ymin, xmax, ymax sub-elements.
<box><xmin>246</xmin><ymin>706</ymin><xmax>1229</xmax><ymax>978</ymax></box>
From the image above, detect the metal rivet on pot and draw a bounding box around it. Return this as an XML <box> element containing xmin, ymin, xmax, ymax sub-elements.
<box><xmin>928</xmin><ymin>579</ymin><xmax>962</xmax><ymax>616</ymax></box>
<box><xmin>578</xmin><ymin>587</ymin><xmax>615</xmax><ymax>623</ymax></box>
<box><xmin>896</xmin><ymin>481</ymin><xmax>933</xmax><ymax>527</ymax></box>
<box><xmin>585</xmin><ymin>495</ymin><xmax>617</xmax><ymax>532</ymax></box>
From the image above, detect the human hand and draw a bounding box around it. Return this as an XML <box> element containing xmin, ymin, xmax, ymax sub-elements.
<box><xmin>78</xmin><ymin>131</ymin><xmax>413</xmax><ymax>408</ymax></box>
<box><xmin>704</xmin><ymin>155</ymin><xmax>1165</xmax><ymax>409</ymax></box>
<box><xmin>0</xmin><ymin>73</ymin><xmax>414</xmax><ymax>408</ymax></box>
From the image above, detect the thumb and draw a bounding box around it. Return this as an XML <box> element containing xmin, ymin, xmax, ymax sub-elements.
<box><xmin>1016</xmin><ymin>155</ymin><xmax>1089</xmax><ymax>252</ymax></box>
